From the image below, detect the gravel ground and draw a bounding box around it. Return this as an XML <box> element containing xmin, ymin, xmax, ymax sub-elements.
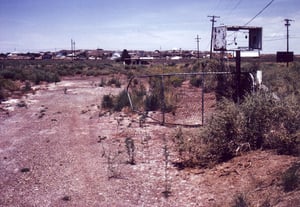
<box><xmin>0</xmin><ymin>76</ymin><xmax>299</xmax><ymax>207</ymax></box>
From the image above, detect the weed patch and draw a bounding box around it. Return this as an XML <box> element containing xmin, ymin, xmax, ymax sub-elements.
<box><xmin>282</xmin><ymin>162</ymin><xmax>300</xmax><ymax>192</ymax></box>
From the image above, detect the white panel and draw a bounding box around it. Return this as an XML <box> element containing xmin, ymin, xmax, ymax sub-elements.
<box><xmin>213</xmin><ymin>26</ymin><xmax>227</xmax><ymax>51</ymax></box>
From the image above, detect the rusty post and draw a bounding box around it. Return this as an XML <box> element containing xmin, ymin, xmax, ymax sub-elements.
<box><xmin>236</xmin><ymin>50</ymin><xmax>241</xmax><ymax>104</ymax></box>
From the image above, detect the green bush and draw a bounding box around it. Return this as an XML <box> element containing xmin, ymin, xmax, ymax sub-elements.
<box><xmin>113</xmin><ymin>90</ymin><xmax>130</xmax><ymax>111</ymax></box>
<box><xmin>190</xmin><ymin>76</ymin><xmax>202</xmax><ymax>87</ymax></box>
<box><xmin>101</xmin><ymin>95</ymin><xmax>114</xmax><ymax>109</ymax></box>
<box><xmin>99</xmin><ymin>78</ymin><xmax>106</xmax><ymax>87</ymax></box>
<box><xmin>101</xmin><ymin>90</ymin><xmax>131</xmax><ymax>112</ymax></box>
<box><xmin>282</xmin><ymin>162</ymin><xmax>300</xmax><ymax>192</ymax></box>
<box><xmin>240</xmin><ymin>92</ymin><xmax>275</xmax><ymax>149</ymax></box>
<box><xmin>23</xmin><ymin>81</ymin><xmax>32</xmax><ymax>92</ymax></box>
<box><xmin>169</xmin><ymin>76</ymin><xmax>184</xmax><ymax>88</ymax></box>
<box><xmin>0</xmin><ymin>66</ymin><xmax>60</xmax><ymax>84</ymax></box>
<box><xmin>0</xmin><ymin>89</ymin><xmax>4</xmax><ymax>101</ymax></box>
<box><xmin>232</xmin><ymin>193</ymin><xmax>249</xmax><ymax>207</ymax></box>
<box><xmin>0</xmin><ymin>70</ymin><xmax>16</xmax><ymax>80</ymax></box>
<box><xmin>0</xmin><ymin>77</ymin><xmax>19</xmax><ymax>101</ymax></box>
<box><xmin>241</xmin><ymin>92</ymin><xmax>299</xmax><ymax>154</ymax></box>
<box><xmin>263</xmin><ymin>62</ymin><xmax>300</xmax><ymax>99</ymax></box>
<box><xmin>145</xmin><ymin>93</ymin><xmax>160</xmax><ymax>111</ymax></box>
<box><xmin>172</xmin><ymin>127</ymin><xmax>209</xmax><ymax>168</ymax></box>
<box><xmin>214</xmin><ymin>92</ymin><xmax>298</xmax><ymax>157</ymax></box>
<box><xmin>204</xmin><ymin>99</ymin><xmax>245</xmax><ymax>162</ymax></box>
<box><xmin>107</xmin><ymin>77</ymin><xmax>121</xmax><ymax>88</ymax></box>
<box><xmin>129</xmin><ymin>83</ymin><xmax>147</xmax><ymax>110</ymax></box>
<box><xmin>174</xmin><ymin>91</ymin><xmax>299</xmax><ymax>167</ymax></box>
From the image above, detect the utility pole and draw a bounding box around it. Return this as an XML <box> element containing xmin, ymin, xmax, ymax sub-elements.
<box><xmin>284</xmin><ymin>18</ymin><xmax>293</xmax><ymax>66</ymax></box>
<box><xmin>195</xmin><ymin>35</ymin><xmax>201</xmax><ymax>59</ymax></box>
<box><xmin>71</xmin><ymin>39</ymin><xmax>75</xmax><ymax>60</ymax></box>
<box><xmin>208</xmin><ymin>15</ymin><xmax>220</xmax><ymax>59</ymax></box>
<box><xmin>284</xmin><ymin>19</ymin><xmax>292</xmax><ymax>52</ymax></box>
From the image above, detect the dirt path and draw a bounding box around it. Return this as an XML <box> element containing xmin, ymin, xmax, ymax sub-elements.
<box><xmin>0</xmin><ymin>77</ymin><xmax>299</xmax><ymax>207</ymax></box>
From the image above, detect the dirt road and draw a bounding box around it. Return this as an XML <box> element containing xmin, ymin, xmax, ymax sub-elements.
<box><xmin>0</xmin><ymin>77</ymin><xmax>299</xmax><ymax>206</ymax></box>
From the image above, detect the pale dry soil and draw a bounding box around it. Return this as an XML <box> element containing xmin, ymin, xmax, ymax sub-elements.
<box><xmin>0</xmin><ymin>76</ymin><xmax>299</xmax><ymax>207</ymax></box>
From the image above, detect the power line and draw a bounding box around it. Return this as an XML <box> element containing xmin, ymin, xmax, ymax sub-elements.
<box><xmin>226</xmin><ymin>0</ymin><xmax>274</xmax><ymax>44</ymax></box>
<box><xmin>232</xmin><ymin>0</ymin><xmax>242</xmax><ymax>10</ymax></box>
<box><xmin>244</xmin><ymin>0</ymin><xmax>275</xmax><ymax>26</ymax></box>
<box><xmin>227</xmin><ymin>0</ymin><xmax>243</xmax><ymax>15</ymax></box>
<box><xmin>264</xmin><ymin>37</ymin><xmax>285</xmax><ymax>42</ymax></box>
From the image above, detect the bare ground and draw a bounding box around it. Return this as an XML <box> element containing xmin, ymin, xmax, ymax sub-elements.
<box><xmin>0</xmin><ymin>76</ymin><xmax>299</xmax><ymax>207</ymax></box>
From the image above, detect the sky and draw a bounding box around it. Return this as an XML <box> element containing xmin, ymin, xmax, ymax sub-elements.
<box><xmin>1</xmin><ymin>0</ymin><xmax>300</xmax><ymax>54</ymax></box>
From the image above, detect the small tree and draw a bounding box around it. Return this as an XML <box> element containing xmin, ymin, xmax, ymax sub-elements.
<box><xmin>121</xmin><ymin>49</ymin><xmax>131</xmax><ymax>65</ymax></box>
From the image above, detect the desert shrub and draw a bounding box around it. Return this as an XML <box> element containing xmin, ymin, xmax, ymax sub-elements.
<box><xmin>190</xmin><ymin>76</ymin><xmax>202</xmax><ymax>87</ymax></box>
<box><xmin>113</xmin><ymin>90</ymin><xmax>130</xmax><ymax>111</ymax></box>
<box><xmin>241</xmin><ymin>92</ymin><xmax>300</xmax><ymax>154</ymax></box>
<box><xmin>260</xmin><ymin>199</ymin><xmax>271</xmax><ymax>207</ymax></box>
<box><xmin>205</xmin><ymin>92</ymin><xmax>299</xmax><ymax>163</ymax></box>
<box><xmin>145</xmin><ymin>93</ymin><xmax>159</xmax><ymax>111</ymax></box>
<box><xmin>129</xmin><ymin>82</ymin><xmax>147</xmax><ymax>110</ymax></box>
<box><xmin>85</xmin><ymin>70</ymin><xmax>96</xmax><ymax>76</ymax></box>
<box><xmin>172</xmin><ymin>127</ymin><xmax>209</xmax><ymax>168</ymax></box>
<box><xmin>191</xmin><ymin>61</ymin><xmax>201</xmax><ymax>72</ymax></box>
<box><xmin>232</xmin><ymin>193</ymin><xmax>249</xmax><ymax>207</ymax></box>
<box><xmin>125</xmin><ymin>137</ymin><xmax>135</xmax><ymax>165</ymax></box>
<box><xmin>163</xmin><ymin>91</ymin><xmax>177</xmax><ymax>113</ymax></box>
<box><xmin>23</xmin><ymin>81</ymin><xmax>32</xmax><ymax>92</ymax></box>
<box><xmin>168</xmin><ymin>76</ymin><xmax>184</xmax><ymax>88</ymax></box>
<box><xmin>107</xmin><ymin>77</ymin><xmax>121</xmax><ymax>88</ymax></box>
<box><xmin>0</xmin><ymin>67</ymin><xmax>60</xmax><ymax>84</ymax></box>
<box><xmin>99</xmin><ymin>78</ymin><xmax>106</xmax><ymax>87</ymax></box>
<box><xmin>282</xmin><ymin>162</ymin><xmax>300</xmax><ymax>192</ymax></box>
<box><xmin>101</xmin><ymin>90</ymin><xmax>131</xmax><ymax>112</ymax></box>
<box><xmin>0</xmin><ymin>89</ymin><xmax>4</xmax><ymax>101</ymax></box>
<box><xmin>101</xmin><ymin>95</ymin><xmax>114</xmax><ymax>109</ymax></box>
<box><xmin>174</xmin><ymin>91</ymin><xmax>299</xmax><ymax>168</ymax></box>
<box><xmin>240</xmin><ymin>92</ymin><xmax>275</xmax><ymax>149</ymax></box>
<box><xmin>204</xmin><ymin>99</ymin><xmax>245</xmax><ymax>162</ymax></box>
<box><xmin>0</xmin><ymin>78</ymin><xmax>19</xmax><ymax>101</ymax></box>
<box><xmin>143</xmin><ymin>77</ymin><xmax>161</xmax><ymax>111</ymax></box>
<box><xmin>5</xmin><ymin>79</ymin><xmax>18</xmax><ymax>91</ymax></box>
<box><xmin>0</xmin><ymin>69</ymin><xmax>16</xmax><ymax>80</ymax></box>
<box><xmin>263</xmin><ymin>62</ymin><xmax>300</xmax><ymax>99</ymax></box>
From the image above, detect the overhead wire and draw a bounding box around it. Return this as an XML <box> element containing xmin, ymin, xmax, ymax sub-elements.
<box><xmin>204</xmin><ymin>0</ymin><xmax>223</xmax><ymax>51</ymax></box>
<box><xmin>227</xmin><ymin>0</ymin><xmax>243</xmax><ymax>16</ymax></box>
<box><xmin>226</xmin><ymin>0</ymin><xmax>275</xmax><ymax>48</ymax></box>
<box><xmin>205</xmin><ymin>0</ymin><xmax>275</xmax><ymax>50</ymax></box>
<box><xmin>244</xmin><ymin>0</ymin><xmax>275</xmax><ymax>26</ymax></box>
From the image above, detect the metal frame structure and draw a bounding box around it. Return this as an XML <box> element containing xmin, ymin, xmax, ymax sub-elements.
<box><xmin>126</xmin><ymin>71</ymin><xmax>253</xmax><ymax>127</ymax></box>
<box><xmin>213</xmin><ymin>26</ymin><xmax>263</xmax><ymax>51</ymax></box>
<box><xmin>213</xmin><ymin>25</ymin><xmax>263</xmax><ymax>103</ymax></box>
<box><xmin>126</xmin><ymin>25</ymin><xmax>263</xmax><ymax>127</ymax></box>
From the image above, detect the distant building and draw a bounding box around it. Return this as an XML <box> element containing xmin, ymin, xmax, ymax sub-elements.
<box><xmin>42</xmin><ymin>53</ymin><xmax>53</xmax><ymax>60</ymax></box>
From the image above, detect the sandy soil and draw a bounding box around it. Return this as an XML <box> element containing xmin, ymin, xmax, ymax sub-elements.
<box><xmin>0</xmin><ymin>76</ymin><xmax>299</xmax><ymax>207</ymax></box>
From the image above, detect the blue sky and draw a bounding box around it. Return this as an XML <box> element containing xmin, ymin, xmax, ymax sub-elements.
<box><xmin>1</xmin><ymin>0</ymin><xmax>300</xmax><ymax>53</ymax></box>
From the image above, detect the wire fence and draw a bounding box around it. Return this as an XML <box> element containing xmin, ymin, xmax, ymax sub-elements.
<box><xmin>126</xmin><ymin>71</ymin><xmax>245</xmax><ymax>127</ymax></box>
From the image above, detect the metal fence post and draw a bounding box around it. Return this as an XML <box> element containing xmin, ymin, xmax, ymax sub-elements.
<box><xmin>160</xmin><ymin>75</ymin><xmax>165</xmax><ymax>125</ymax></box>
<box><xmin>236</xmin><ymin>50</ymin><xmax>241</xmax><ymax>104</ymax></box>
